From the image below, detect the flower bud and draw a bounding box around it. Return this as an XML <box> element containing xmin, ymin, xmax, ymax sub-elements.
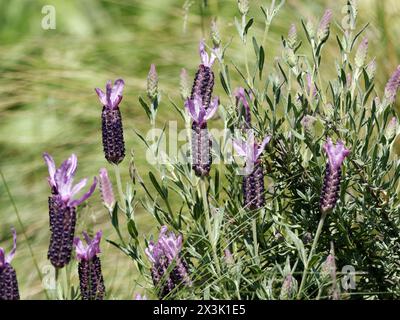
<box><xmin>237</xmin><ymin>0</ymin><xmax>249</xmax><ymax>15</ymax></box>
<box><xmin>317</xmin><ymin>9</ymin><xmax>333</xmax><ymax>43</ymax></box>
<box><xmin>355</xmin><ymin>37</ymin><xmax>368</xmax><ymax>68</ymax></box>
<box><xmin>147</xmin><ymin>64</ymin><xmax>159</xmax><ymax>101</ymax></box>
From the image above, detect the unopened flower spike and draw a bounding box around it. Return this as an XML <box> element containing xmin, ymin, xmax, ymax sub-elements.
<box><xmin>99</xmin><ymin>168</ymin><xmax>115</xmax><ymax>211</ymax></box>
<box><xmin>0</xmin><ymin>228</ymin><xmax>20</xmax><ymax>300</ymax></box>
<box><xmin>147</xmin><ymin>64</ymin><xmax>159</xmax><ymax>101</ymax></box>
<box><xmin>95</xmin><ymin>79</ymin><xmax>126</xmax><ymax>164</ymax></box>
<box><xmin>319</xmin><ymin>138</ymin><xmax>350</xmax><ymax>214</ymax></box>
<box><xmin>288</xmin><ymin>23</ymin><xmax>297</xmax><ymax>49</ymax></box>
<box><xmin>385</xmin><ymin>65</ymin><xmax>400</xmax><ymax>104</ymax></box>
<box><xmin>74</xmin><ymin>231</ymin><xmax>105</xmax><ymax>300</ymax></box>
<box><xmin>180</xmin><ymin>68</ymin><xmax>190</xmax><ymax>100</ymax></box>
<box><xmin>185</xmin><ymin>94</ymin><xmax>219</xmax><ymax>177</ymax></box>
<box><xmin>43</xmin><ymin>153</ymin><xmax>97</xmax><ymax>268</ymax></box>
<box><xmin>145</xmin><ymin>226</ymin><xmax>191</xmax><ymax>299</ymax></box>
<box><xmin>280</xmin><ymin>274</ymin><xmax>298</xmax><ymax>300</ymax></box>
<box><xmin>317</xmin><ymin>9</ymin><xmax>333</xmax><ymax>42</ymax></box>
<box><xmin>355</xmin><ymin>37</ymin><xmax>368</xmax><ymax>68</ymax></box>
<box><xmin>233</xmin><ymin>133</ymin><xmax>271</xmax><ymax>210</ymax></box>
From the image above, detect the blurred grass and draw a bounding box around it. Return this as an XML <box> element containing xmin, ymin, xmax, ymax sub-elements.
<box><xmin>0</xmin><ymin>0</ymin><xmax>399</xmax><ymax>299</ymax></box>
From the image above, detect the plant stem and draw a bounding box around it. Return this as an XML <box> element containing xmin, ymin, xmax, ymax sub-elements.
<box><xmin>0</xmin><ymin>170</ymin><xmax>50</xmax><ymax>300</ymax></box>
<box><xmin>113</xmin><ymin>164</ymin><xmax>126</xmax><ymax>212</ymax></box>
<box><xmin>297</xmin><ymin>211</ymin><xmax>327</xmax><ymax>299</ymax></box>
<box><xmin>252</xmin><ymin>219</ymin><xmax>260</xmax><ymax>265</ymax></box>
<box><xmin>200</xmin><ymin>179</ymin><xmax>221</xmax><ymax>276</ymax></box>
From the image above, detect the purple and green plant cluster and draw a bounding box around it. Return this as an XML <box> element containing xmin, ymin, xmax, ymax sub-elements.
<box><xmin>1</xmin><ymin>0</ymin><xmax>400</xmax><ymax>300</ymax></box>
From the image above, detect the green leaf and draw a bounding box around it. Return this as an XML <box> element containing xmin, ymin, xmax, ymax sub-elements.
<box><xmin>244</xmin><ymin>18</ymin><xmax>254</xmax><ymax>36</ymax></box>
<box><xmin>259</xmin><ymin>46</ymin><xmax>265</xmax><ymax>78</ymax></box>
<box><xmin>138</xmin><ymin>96</ymin><xmax>151</xmax><ymax>120</ymax></box>
<box><xmin>111</xmin><ymin>204</ymin><xmax>119</xmax><ymax>230</ymax></box>
<box><xmin>149</xmin><ymin>171</ymin><xmax>166</xmax><ymax>199</ymax></box>
<box><xmin>127</xmin><ymin>219</ymin><xmax>138</xmax><ymax>239</ymax></box>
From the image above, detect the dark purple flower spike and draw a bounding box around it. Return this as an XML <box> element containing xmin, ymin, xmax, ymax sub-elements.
<box><xmin>74</xmin><ymin>231</ymin><xmax>105</xmax><ymax>300</ymax></box>
<box><xmin>43</xmin><ymin>153</ymin><xmax>97</xmax><ymax>268</ymax></box>
<box><xmin>235</xmin><ymin>87</ymin><xmax>251</xmax><ymax>128</ymax></box>
<box><xmin>0</xmin><ymin>228</ymin><xmax>20</xmax><ymax>300</ymax></box>
<box><xmin>320</xmin><ymin>138</ymin><xmax>350</xmax><ymax>214</ymax></box>
<box><xmin>185</xmin><ymin>95</ymin><xmax>219</xmax><ymax>177</ymax></box>
<box><xmin>96</xmin><ymin>79</ymin><xmax>126</xmax><ymax>165</ymax></box>
<box><xmin>233</xmin><ymin>134</ymin><xmax>271</xmax><ymax>210</ymax></box>
<box><xmin>191</xmin><ymin>40</ymin><xmax>216</xmax><ymax>110</ymax></box>
<box><xmin>145</xmin><ymin>226</ymin><xmax>191</xmax><ymax>299</ymax></box>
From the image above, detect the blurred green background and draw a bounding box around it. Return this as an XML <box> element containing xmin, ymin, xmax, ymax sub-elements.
<box><xmin>0</xmin><ymin>0</ymin><xmax>399</xmax><ymax>299</ymax></box>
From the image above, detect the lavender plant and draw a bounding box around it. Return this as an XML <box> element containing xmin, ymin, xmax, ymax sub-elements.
<box><xmin>96</xmin><ymin>79</ymin><xmax>126</xmax><ymax>165</ymax></box>
<box><xmin>43</xmin><ymin>153</ymin><xmax>97</xmax><ymax>269</ymax></box>
<box><xmin>106</xmin><ymin>0</ymin><xmax>399</xmax><ymax>300</ymax></box>
<box><xmin>0</xmin><ymin>228</ymin><xmax>19</xmax><ymax>300</ymax></box>
<box><xmin>74</xmin><ymin>231</ymin><xmax>105</xmax><ymax>300</ymax></box>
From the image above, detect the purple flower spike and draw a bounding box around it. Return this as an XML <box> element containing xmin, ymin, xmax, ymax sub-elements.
<box><xmin>385</xmin><ymin>65</ymin><xmax>400</xmax><ymax>104</ymax></box>
<box><xmin>320</xmin><ymin>138</ymin><xmax>350</xmax><ymax>214</ymax></box>
<box><xmin>186</xmin><ymin>95</ymin><xmax>219</xmax><ymax>177</ymax></box>
<box><xmin>233</xmin><ymin>133</ymin><xmax>271</xmax><ymax>210</ymax></box>
<box><xmin>191</xmin><ymin>40</ymin><xmax>215</xmax><ymax>110</ymax></box>
<box><xmin>43</xmin><ymin>153</ymin><xmax>97</xmax><ymax>269</ymax></box>
<box><xmin>235</xmin><ymin>87</ymin><xmax>251</xmax><ymax>128</ymax></box>
<box><xmin>74</xmin><ymin>231</ymin><xmax>105</xmax><ymax>300</ymax></box>
<box><xmin>96</xmin><ymin>79</ymin><xmax>126</xmax><ymax>164</ymax></box>
<box><xmin>0</xmin><ymin>228</ymin><xmax>20</xmax><ymax>300</ymax></box>
<box><xmin>145</xmin><ymin>226</ymin><xmax>191</xmax><ymax>299</ymax></box>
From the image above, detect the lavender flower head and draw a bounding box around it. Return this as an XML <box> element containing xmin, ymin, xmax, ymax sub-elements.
<box><xmin>145</xmin><ymin>226</ymin><xmax>191</xmax><ymax>298</ymax></box>
<box><xmin>147</xmin><ymin>64</ymin><xmax>159</xmax><ymax>101</ymax></box>
<box><xmin>355</xmin><ymin>37</ymin><xmax>368</xmax><ymax>68</ymax></box>
<box><xmin>317</xmin><ymin>9</ymin><xmax>333</xmax><ymax>42</ymax></box>
<box><xmin>185</xmin><ymin>94</ymin><xmax>219</xmax><ymax>177</ymax></box>
<box><xmin>235</xmin><ymin>87</ymin><xmax>251</xmax><ymax>128</ymax></box>
<box><xmin>74</xmin><ymin>231</ymin><xmax>105</xmax><ymax>300</ymax></box>
<box><xmin>135</xmin><ymin>293</ymin><xmax>148</xmax><ymax>300</ymax></box>
<box><xmin>288</xmin><ymin>23</ymin><xmax>297</xmax><ymax>49</ymax></box>
<box><xmin>385</xmin><ymin>117</ymin><xmax>398</xmax><ymax>141</ymax></box>
<box><xmin>233</xmin><ymin>134</ymin><xmax>271</xmax><ymax>210</ymax></box>
<box><xmin>385</xmin><ymin>65</ymin><xmax>400</xmax><ymax>104</ymax></box>
<box><xmin>96</xmin><ymin>79</ymin><xmax>126</xmax><ymax>164</ymax></box>
<box><xmin>180</xmin><ymin>68</ymin><xmax>190</xmax><ymax>100</ymax></box>
<box><xmin>43</xmin><ymin>153</ymin><xmax>97</xmax><ymax>268</ymax></box>
<box><xmin>99</xmin><ymin>168</ymin><xmax>115</xmax><ymax>211</ymax></box>
<box><xmin>191</xmin><ymin>40</ymin><xmax>216</xmax><ymax>109</ymax></box>
<box><xmin>279</xmin><ymin>274</ymin><xmax>298</xmax><ymax>300</ymax></box>
<box><xmin>319</xmin><ymin>138</ymin><xmax>350</xmax><ymax>214</ymax></box>
<box><xmin>0</xmin><ymin>228</ymin><xmax>19</xmax><ymax>300</ymax></box>
<box><xmin>306</xmin><ymin>73</ymin><xmax>317</xmax><ymax>99</ymax></box>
